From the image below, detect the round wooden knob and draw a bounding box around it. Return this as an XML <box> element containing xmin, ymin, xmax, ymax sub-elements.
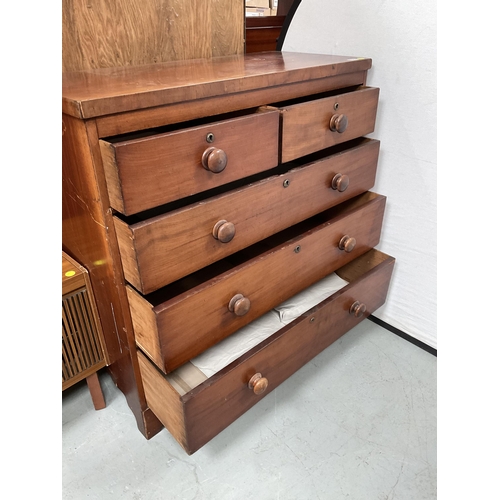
<box><xmin>339</xmin><ymin>235</ymin><xmax>356</xmax><ymax>253</ymax></box>
<box><xmin>202</xmin><ymin>147</ymin><xmax>227</xmax><ymax>173</ymax></box>
<box><xmin>331</xmin><ymin>173</ymin><xmax>350</xmax><ymax>192</ymax></box>
<box><xmin>228</xmin><ymin>293</ymin><xmax>251</xmax><ymax>316</ymax></box>
<box><xmin>349</xmin><ymin>300</ymin><xmax>367</xmax><ymax>318</ymax></box>
<box><xmin>329</xmin><ymin>114</ymin><xmax>348</xmax><ymax>133</ymax></box>
<box><xmin>248</xmin><ymin>373</ymin><xmax>268</xmax><ymax>395</ymax></box>
<box><xmin>212</xmin><ymin>220</ymin><xmax>235</xmax><ymax>243</ymax></box>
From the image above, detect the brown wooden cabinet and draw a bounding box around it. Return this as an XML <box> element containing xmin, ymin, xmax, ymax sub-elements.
<box><xmin>62</xmin><ymin>51</ymin><xmax>394</xmax><ymax>453</ymax></box>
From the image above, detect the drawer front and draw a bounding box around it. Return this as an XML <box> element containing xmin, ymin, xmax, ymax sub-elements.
<box><xmin>128</xmin><ymin>192</ymin><xmax>386</xmax><ymax>373</ymax></box>
<box><xmin>115</xmin><ymin>140</ymin><xmax>380</xmax><ymax>295</ymax></box>
<box><xmin>280</xmin><ymin>87</ymin><xmax>379</xmax><ymax>162</ymax></box>
<box><xmin>100</xmin><ymin>109</ymin><xmax>280</xmax><ymax>215</ymax></box>
<box><xmin>137</xmin><ymin>249</ymin><xmax>395</xmax><ymax>455</ymax></box>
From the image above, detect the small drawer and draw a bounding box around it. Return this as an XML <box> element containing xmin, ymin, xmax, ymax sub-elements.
<box><xmin>137</xmin><ymin>248</ymin><xmax>395</xmax><ymax>455</ymax></box>
<box><xmin>128</xmin><ymin>192</ymin><xmax>386</xmax><ymax>373</ymax></box>
<box><xmin>279</xmin><ymin>86</ymin><xmax>379</xmax><ymax>162</ymax></box>
<box><xmin>115</xmin><ymin>139</ymin><xmax>380</xmax><ymax>295</ymax></box>
<box><xmin>100</xmin><ymin>108</ymin><xmax>279</xmax><ymax>215</ymax></box>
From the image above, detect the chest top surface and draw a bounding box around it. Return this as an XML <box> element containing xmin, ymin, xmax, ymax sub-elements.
<box><xmin>62</xmin><ymin>51</ymin><xmax>372</xmax><ymax>119</ymax></box>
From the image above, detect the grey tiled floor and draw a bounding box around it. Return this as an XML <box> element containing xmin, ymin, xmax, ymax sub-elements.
<box><xmin>62</xmin><ymin>319</ymin><xmax>437</xmax><ymax>500</ymax></box>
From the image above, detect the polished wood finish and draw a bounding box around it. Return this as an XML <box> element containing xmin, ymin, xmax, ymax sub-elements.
<box><xmin>114</xmin><ymin>139</ymin><xmax>380</xmax><ymax>294</ymax></box>
<box><xmin>280</xmin><ymin>86</ymin><xmax>379</xmax><ymax>162</ymax></box>
<box><xmin>331</xmin><ymin>173</ymin><xmax>350</xmax><ymax>192</ymax></box>
<box><xmin>339</xmin><ymin>235</ymin><xmax>357</xmax><ymax>253</ymax></box>
<box><xmin>349</xmin><ymin>300</ymin><xmax>367</xmax><ymax>318</ymax></box>
<box><xmin>127</xmin><ymin>192</ymin><xmax>386</xmax><ymax>373</ymax></box>
<box><xmin>62</xmin><ymin>110</ymin><xmax>162</xmax><ymax>438</ymax></box>
<box><xmin>62</xmin><ymin>52</ymin><xmax>372</xmax><ymax>119</ymax></box>
<box><xmin>137</xmin><ymin>249</ymin><xmax>395</xmax><ymax>454</ymax></box>
<box><xmin>228</xmin><ymin>294</ymin><xmax>252</xmax><ymax>317</ymax></box>
<box><xmin>95</xmin><ymin>72</ymin><xmax>369</xmax><ymax>138</ymax></box>
<box><xmin>330</xmin><ymin>114</ymin><xmax>349</xmax><ymax>133</ymax></box>
<box><xmin>100</xmin><ymin>109</ymin><xmax>279</xmax><ymax>215</ymax></box>
<box><xmin>62</xmin><ymin>52</ymin><xmax>389</xmax><ymax>444</ymax></box>
<box><xmin>202</xmin><ymin>147</ymin><xmax>228</xmax><ymax>173</ymax></box>
<box><xmin>86</xmin><ymin>372</ymin><xmax>106</xmax><ymax>410</ymax></box>
<box><xmin>62</xmin><ymin>0</ymin><xmax>244</xmax><ymax>73</ymax></box>
<box><xmin>212</xmin><ymin>220</ymin><xmax>236</xmax><ymax>243</ymax></box>
<box><xmin>245</xmin><ymin>16</ymin><xmax>285</xmax><ymax>53</ymax></box>
<box><xmin>248</xmin><ymin>373</ymin><xmax>269</xmax><ymax>395</ymax></box>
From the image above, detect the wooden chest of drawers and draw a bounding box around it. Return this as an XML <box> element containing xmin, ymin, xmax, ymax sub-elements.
<box><xmin>62</xmin><ymin>52</ymin><xmax>395</xmax><ymax>454</ymax></box>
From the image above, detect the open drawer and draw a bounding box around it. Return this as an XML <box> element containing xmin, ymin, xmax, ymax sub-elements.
<box><xmin>137</xmin><ymin>248</ymin><xmax>395</xmax><ymax>455</ymax></box>
<box><xmin>278</xmin><ymin>86</ymin><xmax>380</xmax><ymax>162</ymax></box>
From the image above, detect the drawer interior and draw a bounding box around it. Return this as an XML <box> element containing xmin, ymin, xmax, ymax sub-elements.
<box><xmin>155</xmin><ymin>248</ymin><xmax>392</xmax><ymax>396</ymax></box>
<box><xmin>101</xmin><ymin>107</ymin><xmax>264</xmax><ymax>143</ymax></box>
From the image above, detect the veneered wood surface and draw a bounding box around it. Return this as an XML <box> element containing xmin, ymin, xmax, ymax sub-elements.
<box><xmin>62</xmin><ymin>0</ymin><xmax>244</xmax><ymax>73</ymax></box>
<box><xmin>129</xmin><ymin>192</ymin><xmax>386</xmax><ymax>373</ymax></box>
<box><xmin>281</xmin><ymin>86</ymin><xmax>380</xmax><ymax>162</ymax></box>
<box><xmin>245</xmin><ymin>16</ymin><xmax>285</xmax><ymax>53</ymax></box>
<box><xmin>114</xmin><ymin>141</ymin><xmax>381</xmax><ymax>294</ymax></box>
<box><xmin>138</xmin><ymin>249</ymin><xmax>395</xmax><ymax>454</ymax></box>
<box><xmin>95</xmin><ymin>72</ymin><xmax>368</xmax><ymax>138</ymax></box>
<box><xmin>62</xmin><ymin>113</ymin><xmax>162</xmax><ymax>437</ymax></box>
<box><xmin>62</xmin><ymin>52</ymin><xmax>372</xmax><ymax>118</ymax></box>
<box><xmin>100</xmin><ymin>109</ymin><xmax>279</xmax><ymax>215</ymax></box>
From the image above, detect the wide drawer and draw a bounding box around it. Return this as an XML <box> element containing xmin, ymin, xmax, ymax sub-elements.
<box><xmin>128</xmin><ymin>191</ymin><xmax>386</xmax><ymax>373</ymax></box>
<box><xmin>100</xmin><ymin>108</ymin><xmax>280</xmax><ymax>215</ymax></box>
<box><xmin>115</xmin><ymin>139</ymin><xmax>380</xmax><ymax>295</ymax></box>
<box><xmin>279</xmin><ymin>86</ymin><xmax>379</xmax><ymax>162</ymax></box>
<box><xmin>137</xmin><ymin>248</ymin><xmax>395</xmax><ymax>455</ymax></box>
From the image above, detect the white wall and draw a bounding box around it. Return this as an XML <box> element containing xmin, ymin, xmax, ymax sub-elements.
<box><xmin>282</xmin><ymin>0</ymin><xmax>437</xmax><ymax>348</ymax></box>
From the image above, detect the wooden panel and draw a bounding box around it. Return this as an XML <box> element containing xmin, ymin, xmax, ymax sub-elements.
<box><xmin>62</xmin><ymin>113</ymin><xmax>162</xmax><ymax>438</ymax></box>
<box><xmin>100</xmin><ymin>109</ymin><xmax>280</xmax><ymax>215</ymax></box>
<box><xmin>245</xmin><ymin>16</ymin><xmax>285</xmax><ymax>53</ymax></box>
<box><xmin>95</xmin><ymin>72</ymin><xmax>368</xmax><ymax>138</ymax></box>
<box><xmin>137</xmin><ymin>351</ymin><xmax>189</xmax><ymax>450</ymax></box>
<box><xmin>138</xmin><ymin>249</ymin><xmax>395</xmax><ymax>454</ymax></box>
<box><xmin>62</xmin><ymin>52</ymin><xmax>372</xmax><ymax>118</ymax></box>
<box><xmin>62</xmin><ymin>0</ymin><xmax>244</xmax><ymax>73</ymax></box>
<box><xmin>130</xmin><ymin>192</ymin><xmax>386</xmax><ymax>372</ymax></box>
<box><xmin>281</xmin><ymin>86</ymin><xmax>380</xmax><ymax>162</ymax></box>
<box><xmin>115</xmin><ymin>160</ymin><xmax>383</xmax><ymax>295</ymax></box>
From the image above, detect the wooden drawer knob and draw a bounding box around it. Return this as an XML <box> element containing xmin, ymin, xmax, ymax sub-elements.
<box><xmin>202</xmin><ymin>147</ymin><xmax>227</xmax><ymax>173</ymax></box>
<box><xmin>248</xmin><ymin>373</ymin><xmax>268</xmax><ymax>395</ymax></box>
<box><xmin>349</xmin><ymin>300</ymin><xmax>367</xmax><ymax>318</ymax></box>
<box><xmin>228</xmin><ymin>293</ymin><xmax>251</xmax><ymax>316</ymax></box>
<box><xmin>329</xmin><ymin>114</ymin><xmax>348</xmax><ymax>133</ymax></box>
<box><xmin>213</xmin><ymin>220</ymin><xmax>235</xmax><ymax>243</ymax></box>
<box><xmin>331</xmin><ymin>173</ymin><xmax>350</xmax><ymax>192</ymax></box>
<box><xmin>339</xmin><ymin>235</ymin><xmax>356</xmax><ymax>252</ymax></box>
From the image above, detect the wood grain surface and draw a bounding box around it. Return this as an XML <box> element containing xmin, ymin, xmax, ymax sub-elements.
<box><xmin>62</xmin><ymin>52</ymin><xmax>372</xmax><ymax>118</ymax></box>
<box><xmin>137</xmin><ymin>249</ymin><xmax>395</xmax><ymax>454</ymax></box>
<box><xmin>62</xmin><ymin>0</ymin><xmax>244</xmax><ymax>73</ymax></box>
<box><xmin>129</xmin><ymin>192</ymin><xmax>386</xmax><ymax>373</ymax></box>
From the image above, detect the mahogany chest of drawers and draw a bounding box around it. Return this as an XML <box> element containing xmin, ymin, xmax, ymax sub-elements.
<box><xmin>62</xmin><ymin>52</ymin><xmax>395</xmax><ymax>454</ymax></box>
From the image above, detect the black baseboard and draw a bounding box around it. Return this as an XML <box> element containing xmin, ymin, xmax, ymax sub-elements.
<box><xmin>368</xmin><ymin>315</ymin><xmax>437</xmax><ymax>357</ymax></box>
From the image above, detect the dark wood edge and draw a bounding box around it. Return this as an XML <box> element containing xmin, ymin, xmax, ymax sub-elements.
<box><xmin>368</xmin><ymin>315</ymin><xmax>437</xmax><ymax>357</ymax></box>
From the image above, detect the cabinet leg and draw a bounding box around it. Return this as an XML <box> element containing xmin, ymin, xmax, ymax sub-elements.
<box><xmin>86</xmin><ymin>372</ymin><xmax>106</xmax><ymax>410</ymax></box>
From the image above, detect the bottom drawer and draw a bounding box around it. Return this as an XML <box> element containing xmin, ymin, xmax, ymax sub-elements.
<box><xmin>137</xmin><ymin>249</ymin><xmax>395</xmax><ymax>455</ymax></box>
